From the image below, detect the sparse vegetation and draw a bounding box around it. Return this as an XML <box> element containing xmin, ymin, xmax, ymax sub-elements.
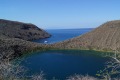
<box><xmin>0</xmin><ymin>59</ymin><xmax>25</xmax><ymax>80</ymax></box>
<box><xmin>1</xmin><ymin>51</ymin><xmax>120</xmax><ymax>80</ymax></box>
<box><xmin>31</xmin><ymin>72</ymin><xmax>46</xmax><ymax>80</ymax></box>
<box><xmin>0</xmin><ymin>58</ymin><xmax>46</xmax><ymax>80</ymax></box>
<box><xmin>0</xmin><ymin>36</ymin><xmax>50</xmax><ymax>60</ymax></box>
<box><xmin>66</xmin><ymin>74</ymin><xmax>98</xmax><ymax>80</ymax></box>
<box><xmin>51</xmin><ymin>20</ymin><xmax>120</xmax><ymax>52</ymax></box>
<box><xmin>0</xmin><ymin>57</ymin><xmax>98</xmax><ymax>80</ymax></box>
<box><xmin>96</xmin><ymin>50</ymin><xmax>120</xmax><ymax>80</ymax></box>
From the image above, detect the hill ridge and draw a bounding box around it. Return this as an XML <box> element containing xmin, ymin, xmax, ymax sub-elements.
<box><xmin>0</xmin><ymin>19</ymin><xmax>51</xmax><ymax>40</ymax></box>
<box><xmin>51</xmin><ymin>20</ymin><xmax>120</xmax><ymax>52</ymax></box>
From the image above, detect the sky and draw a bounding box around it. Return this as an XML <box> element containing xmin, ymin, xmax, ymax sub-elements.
<box><xmin>0</xmin><ymin>0</ymin><xmax>120</xmax><ymax>29</ymax></box>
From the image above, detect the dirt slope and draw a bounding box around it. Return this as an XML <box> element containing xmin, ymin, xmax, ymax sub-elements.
<box><xmin>52</xmin><ymin>20</ymin><xmax>120</xmax><ymax>52</ymax></box>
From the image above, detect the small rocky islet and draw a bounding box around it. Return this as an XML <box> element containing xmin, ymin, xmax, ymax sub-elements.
<box><xmin>0</xmin><ymin>19</ymin><xmax>120</xmax><ymax>59</ymax></box>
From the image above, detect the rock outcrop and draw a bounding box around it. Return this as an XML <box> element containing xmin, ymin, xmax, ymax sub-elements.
<box><xmin>52</xmin><ymin>20</ymin><xmax>120</xmax><ymax>52</ymax></box>
<box><xmin>0</xmin><ymin>19</ymin><xmax>51</xmax><ymax>40</ymax></box>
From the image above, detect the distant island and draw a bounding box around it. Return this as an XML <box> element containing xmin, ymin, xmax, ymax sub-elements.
<box><xmin>0</xmin><ymin>19</ymin><xmax>120</xmax><ymax>60</ymax></box>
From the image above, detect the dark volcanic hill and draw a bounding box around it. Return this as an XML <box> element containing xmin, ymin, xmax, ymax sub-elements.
<box><xmin>0</xmin><ymin>19</ymin><xmax>51</xmax><ymax>40</ymax></box>
<box><xmin>0</xmin><ymin>19</ymin><xmax>51</xmax><ymax>60</ymax></box>
<box><xmin>52</xmin><ymin>20</ymin><xmax>120</xmax><ymax>52</ymax></box>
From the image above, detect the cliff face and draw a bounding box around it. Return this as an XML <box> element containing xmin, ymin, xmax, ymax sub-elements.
<box><xmin>52</xmin><ymin>20</ymin><xmax>120</xmax><ymax>51</ymax></box>
<box><xmin>0</xmin><ymin>19</ymin><xmax>51</xmax><ymax>40</ymax></box>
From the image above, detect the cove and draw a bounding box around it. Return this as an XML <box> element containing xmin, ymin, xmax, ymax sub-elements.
<box><xmin>16</xmin><ymin>50</ymin><xmax>111</xmax><ymax>79</ymax></box>
<box><xmin>33</xmin><ymin>29</ymin><xmax>93</xmax><ymax>44</ymax></box>
<box><xmin>15</xmin><ymin>29</ymin><xmax>111</xmax><ymax>79</ymax></box>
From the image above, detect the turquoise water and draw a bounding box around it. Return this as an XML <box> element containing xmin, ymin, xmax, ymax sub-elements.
<box><xmin>18</xmin><ymin>28</ymin><xmax>111</xmax><ymax>79</ymax></box>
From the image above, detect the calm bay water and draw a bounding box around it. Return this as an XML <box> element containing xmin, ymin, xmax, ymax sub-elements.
<box><xmin>33</xmin><ymin>28</ymin><xmax>93</xmax><ymax>44</ymax></box>
<box><xmin>17</xmin><ymin>28</ymin><xmax>111</xmax><ymax>79</ymax></box>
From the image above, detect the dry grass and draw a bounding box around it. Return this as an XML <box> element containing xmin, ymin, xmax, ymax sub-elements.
<box><xmin>66</xmin><ymin>75</ymin><xmax>98</xmax><ymax>80</ymax></box>
<box><xmin>0</xmin><ymin>59</ymin><xmax>46</xmax><ymax>80</ymax></box>
<box><xmin>1</xmin><ymin>51</ymin><xmax>120</xmax><ymax>80</ymax></box>
<box><xmin>31</xmin><ymin>72</ymin><xmax>46</xmax><ymax>80</ymax></box>
<box><xmin>0</xmin><ymin>59</ymin><xmax>25</xmax><ymax>80</ymax></box>
<box><xmin>0</xmin><ymin>60</ymin><xmax>99</xmax><ymax>80</ymax></box>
